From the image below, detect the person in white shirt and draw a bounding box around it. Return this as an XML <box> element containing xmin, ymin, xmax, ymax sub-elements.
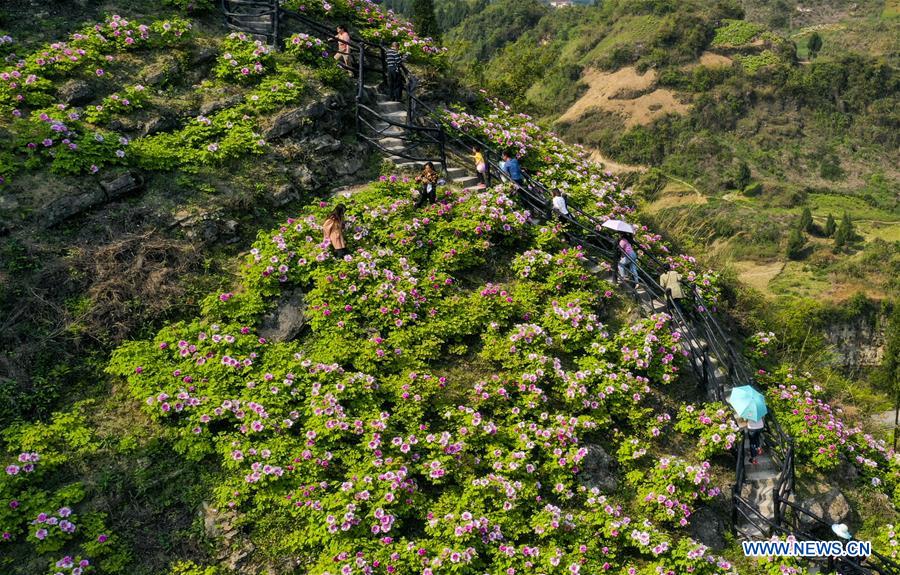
<box><xmin>551</xmin><ymin>189</ymin><xmax>569</xmax><ymax>220</ymax></box>
<box><xmin>738</xmin><ymin>417</ymin><xmax>765</xmax><ymax>464</ymax></box>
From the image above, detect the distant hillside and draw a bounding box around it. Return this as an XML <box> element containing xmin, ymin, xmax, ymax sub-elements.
<box><xmin>434</xmin><ymin>0</ymin><xmax>899</xmax><ymax>310</ymax></box>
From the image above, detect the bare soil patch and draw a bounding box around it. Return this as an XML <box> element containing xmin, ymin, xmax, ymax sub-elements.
<box><xmin>558</xmin><ymin>67</ymin><xmax>689</xmax><ymax>128</ymax></box>
<box><xmin>682</xmin><ymin>51</ymin><xmax>734</xmax><ymax>70</ymax></box>
<box><xmin>731</xmin><ymin>260</ymin><xmax>785</xmax><ymax>293</ymax></box>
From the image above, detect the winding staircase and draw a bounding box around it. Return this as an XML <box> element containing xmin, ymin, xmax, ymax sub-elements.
<box><xmin>220</xmin><ymin>3</ymin><xmax>899</xmax><ymax>573</ymax></box>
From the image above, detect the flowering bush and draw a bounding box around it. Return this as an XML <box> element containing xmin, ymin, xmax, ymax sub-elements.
<box><xmin>0</xmin><ymin>15</ymin><xmax>190</xmax><ymax>112</ymax></box>
<box><xmin>285</xmin><ymin>33</ymin><xmax>330</xmax><ymax>65</ymax></box>
<box><xmin>761</xmin><ymin>367</ymin><xmax>899</xmax><ymax>501</ymax></box>
<box><xmin>632</xmin><ymin>457</ymin><xmax>720</xmax><ymax>527</ymax></box>
<box><xmin>282</xmin><ymin>0</ymin><xmax>445</xmax><ymax>62</ymax></box>
<box><xmin>441</xmin><ymin>98</ymin><xmax>723</xmax><ymax>303</ymax></box>
<box><xmin>747</xmin><ymin>331</ymin><xmax>777</xmax><ymax>364</ymax></box>
<box><xmin>213</xmin><ymin>32</ymin><xmax>273</xmax><ymax>84</ymax></box>
<box><xmin>81</xmin><ymin>84</ymin><xmax>147</xmax><ymax>125</ymax></box>
<box><xmin>0</xmin><ymin>403</ymin><xmax>127</xmax><ymax>573</ymax></box>
<box><xmin>130</xmin><ymin>109</ymin><xmax>265</xmax><ymax>170</ymax></box>
<box><xmin>11</xmin><ymin>107</ymin><xmax>129</xmax><ymax>175</ymax></box>
<box><xmin>105</xmin><ymin>179</ymin><xmax>739</xmax><ymax>574</ymax></box>
<box><xmin>0</xmin><ymin>14</ymin><xmax>195</xmax><ymax>185</ymax></box>
<box><xmin>674</xmin><ymin>403</ymin><xmax>741</xmax><ymax>459</ymax></box>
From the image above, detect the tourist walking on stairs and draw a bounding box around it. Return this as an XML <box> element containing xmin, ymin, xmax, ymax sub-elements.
<box><xmin>617</xmin><ymin>232</ymin><xmax>639</xmax><ymax>285</ymax></box>
<box><xmin>472</xmin><ymin>146</ymin><xmax>487</xmax><ymax>188</ymax></box>
<box><xmin>737</xmin><ymin>417</ymin><xmax>765</xmax><ymax>464</ymax></box>
<box><xmin>334</xmin><ymin>25</ymin><xmax>353</xmax><ymax>70</ymax></box>
<box><xmin>415</xmin><ymin>162</ymin><xmax>439</xmax><ymax>208</ymax></box>
<box><xmin>659</xmin><ymin>265</ymin><xmax>684</xmax><ymax>312</ymax></box>
<box><xmin>500</xmin><ymin>151</ymin><xmax>524</xmax><ymax>188</ymax></box>
<box><xmin>323</xmin><ymin>203</ymin><xmax>348</xmax><ymax>258</ymax></box>
<box><xmin>385</xmin><ymin>42</ymin><xmax>406</xmax><ymax>101</ymax></box>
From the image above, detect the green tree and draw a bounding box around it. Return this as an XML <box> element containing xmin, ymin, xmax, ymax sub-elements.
<box><xmin>786</xmin><ymin>226</ymin><xmax>806</xmax><ymax>260</ymax></box>
<box><xmin>412</xmin><ymin>0</ymin><xmax>441</xmax><ymax>40</ymax></box>
<box><xmin>834</xmin><ymin>211</ymin><xmax>854</xmax><ymax>249</ymax></box>
<box><xmin>824</xmin><ymin>213</ymin><xmax>836</xmax><ymax>237</ymax></box>
<box><xmin>730</xmin><ymin>159</ymin><xmax>751</xmax><ymax>189</ymax></box>
<box><xmin>807</xmin><ymin>32</ymin><xmax>823</xmax><ymax>59</ymax></box>
<box><xmin>799</xmin><ymin>207</ymin><xmax>814</xmax><ymax>234</ymax></box>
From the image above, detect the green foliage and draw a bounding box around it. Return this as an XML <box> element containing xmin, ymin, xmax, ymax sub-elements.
<box><xmin>798</xmin><ymin>207</ymin><xmax>813</xmax><ymax>234</ymax></box>
<box><xmin>807</xmin><ymin>31</ymin><xmax>823</xmax><ymax>59</ymax></box>
<box><xmin>711</xmin><ymin>18</ymin><xmax>763</xmax><ymax>47</ymax></box>
<box><xmin>736</xmin><ymin>49</ymin><xmax>781</xmax><ymax>74</ymax></box>
<box><xmin>876</xmin><ymin>304</ymin><xmax>900</xmax><ymax>395</ymax></box>
<box><xmin>834</xmin><ymin>211</ymin><xmax>854</xmax><ymax>249</ymax></box>
<box><xmin>445</xmin><ymin>0</ymin><xmax>547</xmax><ymax>63</ymax></box>
<box><xmin>162</xmin><ymin>0</ymin><xmax>215</xmax><ymax>11</ymax></box>
<box><xmin>729</xmin><ymin>159</ymin><xmax>751</xmax><ymax>189</ymax></box>
<box><xmin>130</xmin><ymin>109</ymin><xmax>265</xmax><ymax>171</ymax></box>
<box><xmin>785</xmin><ymin>226</ymin><xmax>805</xmax><ymax>260</ymax></box>
<box><xmin>168</xmin><ymin>562</ymin><xmax>222</xmax><ymax>575</ymax></box>
<box><xmin>823</xmin><ymin>213</ymin><xmax>836</xmax><ymax>237</ymax></box>
<box><xmin>743</xmin><ymin>181</ymin><xmax>762</xmax><ymax>197</ymax></box>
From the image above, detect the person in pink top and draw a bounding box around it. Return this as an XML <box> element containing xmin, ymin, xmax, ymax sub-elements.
<box><xmin>617</xmin><ymin>232</ymin><xmax>639</xmax><ymax>285</ymax></box>
<box><xmin>334</xmin><ymin>25</ymin><xmax>353</xmax><ymax>70</ymax></box>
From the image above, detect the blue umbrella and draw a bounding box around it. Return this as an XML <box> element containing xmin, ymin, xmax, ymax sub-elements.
<box><xmin>727</xmin><ymin>385</ymin><xmax>768</xmax><ymax>422</ymax></box>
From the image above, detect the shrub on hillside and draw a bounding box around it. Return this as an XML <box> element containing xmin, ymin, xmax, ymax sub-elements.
<box><xmin>710</xmin><ymin>19</ymin><xmax>763</xmax><ymax>48</ymax></box>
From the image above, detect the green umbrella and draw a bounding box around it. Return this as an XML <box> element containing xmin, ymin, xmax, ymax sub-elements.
<box><xmin>727</xmin><ymin>385</ymin><xmax>768</xmax><ymax>422</ymax></box>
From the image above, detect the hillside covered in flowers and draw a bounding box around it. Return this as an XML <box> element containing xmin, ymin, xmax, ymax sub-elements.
<box><xmin>1</xmin><ymin>1</ymin><xmax>899</xmax><ymax>575</ymax></box>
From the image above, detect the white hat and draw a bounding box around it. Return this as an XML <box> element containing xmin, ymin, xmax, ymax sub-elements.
<box><xmin>831</xmin><ymin>523</ymin><xmax>852</xmax><ymax>540</ymax></box>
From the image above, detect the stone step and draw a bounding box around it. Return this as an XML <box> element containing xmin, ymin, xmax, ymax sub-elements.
<box><xmin>377</xmin><ymin>101</ymin><xmax>403</xmax><ymax>114</ymax></box>
<box><xmin>446</xmin><ymin>167</ymin><xmax>467</xmax><ymax>179</ymax></box>
<box><xmin>394</xmin><ymin>161</ymin><xmax>435</xmax><ymax>171</ymax></box>
<box><xmin>453</xmin><ymin>176</ymin><xmax>481</xmax><ymax>188</ymax></box>
<box><xmin>381</xmin><ymin>110</ymin><xmax>408</xmax><ymax>123</ymax></box>
<box><xmin>372</xmin><ymin>123</ymin><xmax>405</xmax><ymax>136</ymax></box>
<box><xmin>377</xmin><ymin>136</ymin><xmax>405</xmax><ymax>148</ymax></box>
<box><xmin>745</xmin><ymin>469</ymin><xmax>779</xmax><ymax>482</ymax></box>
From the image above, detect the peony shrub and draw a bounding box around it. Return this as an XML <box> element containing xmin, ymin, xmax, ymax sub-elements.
<box><xmin>106</xmin><ymin>180</ymin><xmax>739</xmax><ymax>573</ymax></box>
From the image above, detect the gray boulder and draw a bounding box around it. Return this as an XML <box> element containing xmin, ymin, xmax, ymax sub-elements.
<box><xmin>100</xmin><ymin>173</ymin><xmax>141</xmax><ymax>199</ymax></box>
<box><xmin>141</xmin><ymin>115</ymin><xmax>178</xmax><ymax>136</ymax></box>
<box><xmin>291</xmin><ymin>165</ymin><xmax>318</xmax><ymax>190</ymax></box>
<box><xmin>258</xmin><ymin>289</ymin><xmax>307</xmax><ymax>342</ymax></box>
<box><xmin>688</xmin><ymin>507</ymin><xmax>727</xmax><ymax>550</ymax></box>
<box><xmin>797</xmin><ymin>485</ymin><xmax>852</xmax><ymax>530</ymax></box>
<box><xmin>200</xmin><ymin>94</ymin><xmax>243</xmax><ymax>115</ymax></box>
<box><xmin>309</xmin><ymin>134</ymin><xmax>342</xmax><ymax>153</ymax></box>
<box><xmin>579</xmin><ymin>444</ymin><xmax>617</xmax><ymax>492</ymax></box>
<box><xmin>263</xmin><ymin>99</ymin><xmax>330</xmax><ymax>140</ymax></box>
<box><xmin>140</xmin><ymin>56</ymin><xmax>180</xmax><ymax>86</ymax></box>
<box><xmin>58</xmin><ymin>80</ymin><xmax>94</xmax><ymax>105</ymax></box>
<box><xmin>271</xmin><ymin>184</ymin><xmax>298</xmax><ymax>207</ymax></box>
